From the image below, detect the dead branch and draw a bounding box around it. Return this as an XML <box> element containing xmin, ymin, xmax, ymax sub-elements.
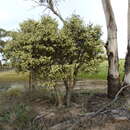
<box><xmin>50</xmin><ymin>85</ymin><xmax>128</xmax><ymax>130</ymax></box>
<box><xmin>31</xmin><ymin>0</ymin><xmax>65</xmax><ymax>23</ymax></box>
<box><xmin>79</xmin><ymin>85</ymin><xmax>128</xmax><ymax>118</ymax></box>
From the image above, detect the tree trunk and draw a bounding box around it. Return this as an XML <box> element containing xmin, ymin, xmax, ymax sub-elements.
<box><xmin>102</xmin><ymin>0</ymin><xmax>120</xmax><ymax>98</ymax></box>
<box><xmin>124</xmin><ymin>0</ymin><xmax>130</xmax><ymax>88</ymax></box>
<box><xmin>64</xmin><ymin>80</ymin><xmax>75</xmax><ymax>107</ymax></box>
<box><xmin>31</xmin><ymin>70</ymin><xmax>36</xmax><ymax>89</ymax></box>
<box><xmin>29</xmin><ymin>71</ymin><xmax>32</xmax><ymax>91</ymax></box>
<box><xmin>54</xmin><ymin>84</ymin><xmax>63</xmax><ymax>107</ymax></box>
<box><xmin>28</xmin><ymin>70</ymin><xmax>36</xmax><ymax>91</ymax></box>
<box><xmin>65</xmin><ymin>86</ymin><xmax>72</xmax><ymax>107</ymax></box>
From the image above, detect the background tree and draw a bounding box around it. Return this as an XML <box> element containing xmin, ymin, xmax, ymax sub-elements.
<box><xmin>0</xmin><ymin>29</ymin><xmax>7</xmax><ymax>63</ymax></box>
<box><xmin>102</xmin><ymin>0</ymin><xmax>120</xmax><ymax>98</ymax></box>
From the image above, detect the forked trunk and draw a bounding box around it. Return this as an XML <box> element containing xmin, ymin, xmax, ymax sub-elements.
<box><xmin>102</xmin><ymin>0</ymin><xmax>120</xmax><ymax>98</ymax></box>
<box><xmin>124</xmin><ymin>0</ymin><xmax>130</xmax><ymax>88</ymax></box>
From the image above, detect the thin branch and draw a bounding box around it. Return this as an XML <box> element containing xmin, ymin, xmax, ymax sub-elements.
<box><xmin>32</xmin><ymin>0</ymin><xmax>65</xmax><ymax>23</ymax></box>
<box><xmin>80</xmin><ymin>85</ymin><xmax>128</xmax><ymax>118</ymax></box>
<box><xmin>47</xmin><ymin>0</ymin><xmax>65</xmax><ymax>23</ymax></box>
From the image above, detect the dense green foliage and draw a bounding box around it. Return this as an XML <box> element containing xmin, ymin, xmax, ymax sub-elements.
<box><xmin>5</xmin><ymin>15</ymin><xmax>103</xmax><ymax>80</ymax></box>
<box><xmin>5</xmin><ymin>18</ymin><xmax>58</xmax><ymax>74</ymax></box>
<box><xmin>4</xmin><ymin>15</ymin><xmax>104</xmax><ymax>106</ymax></box>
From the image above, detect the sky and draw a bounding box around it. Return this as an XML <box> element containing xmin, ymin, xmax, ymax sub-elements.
<box><xmin>0</xmin><ymin>0</ymin><xmax>128</xmax><ymax>58</ymax></box>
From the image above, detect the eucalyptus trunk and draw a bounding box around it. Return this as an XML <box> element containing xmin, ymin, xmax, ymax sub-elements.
<box><xmin>102</xmin><ymin>0</ymin><xmax>120</xmax><ymax>98</ymax></box>
<box><xmin>124</xmin><ymin>0</ymin><xmax>130</xmax><ymax>88</ymax></box>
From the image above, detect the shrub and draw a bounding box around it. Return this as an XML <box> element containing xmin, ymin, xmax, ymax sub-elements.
<box><xmin>7</xmin><ymin>87</ymin><xmax>23</xmax><ymax>97</ymax></box>
<box><xmin>0</xmin><ymin>103</ymin><xmax>37</xmax><ymax>130</ymax></box>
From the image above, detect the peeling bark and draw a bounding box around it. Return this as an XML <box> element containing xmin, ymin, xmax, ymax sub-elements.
<box><xmin>102</xmin><ymin>0</ymin><xmax>120</xmax><ymax>98</ymax></box>
<box><xmin>124</xmin><ymin>0</ymin><xmax>130</xmax><ymax>88</ymax></box>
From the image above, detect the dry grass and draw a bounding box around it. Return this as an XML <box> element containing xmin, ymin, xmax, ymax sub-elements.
<box><xmin>0</xmin><ymin>70</ymin><xmax>28</xmax><ymax>82</ymax></box>
<box><xmin>0</xmin><ymin>86</ymin><xmax>128</xmax><ymax>130</ymax></box>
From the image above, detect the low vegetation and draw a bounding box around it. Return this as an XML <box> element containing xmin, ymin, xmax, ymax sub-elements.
<box><xmin>0</xmin><ymin>59</ymin><xmax>127</xmax><ymax>129</ymax></box>
<box><xmin>0</xmin><ymin>85</ymin><xmax>127</xmax><ymax>130</ymax></box>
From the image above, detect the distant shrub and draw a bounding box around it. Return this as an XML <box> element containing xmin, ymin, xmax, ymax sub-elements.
<box><xmin>5</xmin><ymin>86</ymin><xmax>24</xmax><ymax>98</ymax></box>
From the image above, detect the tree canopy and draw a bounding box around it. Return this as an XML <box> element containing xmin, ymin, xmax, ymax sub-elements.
<box><xmin>4</xmin><ymin>15</ymin><xmax>104</xmax><ymax>106</ymax></box>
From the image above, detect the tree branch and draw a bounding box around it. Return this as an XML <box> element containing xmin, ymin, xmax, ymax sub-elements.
<box><xmin>32</xmin><ymin>0</ymin><xmax>65</xmax><ymax>23</ymax></box>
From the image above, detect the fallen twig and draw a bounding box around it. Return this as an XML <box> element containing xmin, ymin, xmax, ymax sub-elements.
<box><xmin>80</xmin><ymin>85</ymin><xmax>128</xmax><ymax>118</ymax></box>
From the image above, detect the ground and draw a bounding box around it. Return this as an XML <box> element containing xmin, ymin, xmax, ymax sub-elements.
<box><xmin>0</xmin><ymin>80</ymin><xmax>130</xmax><ymax>130</ymax></box>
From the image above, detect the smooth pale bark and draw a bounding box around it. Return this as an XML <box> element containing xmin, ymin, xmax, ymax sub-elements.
<box><xmin>102</xmin><ymin>0</ymin><xmax>120</xmax><ymax>98</ymax></box>
<box><xmin>124</xmin><ymin>0</ymin><xmax>130</xmax><ymax>88</ymax></box>
<box><xmin>39</xmin><ymin>0</ymin><xmax>65</xmax><ymax>23</ymax></box>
